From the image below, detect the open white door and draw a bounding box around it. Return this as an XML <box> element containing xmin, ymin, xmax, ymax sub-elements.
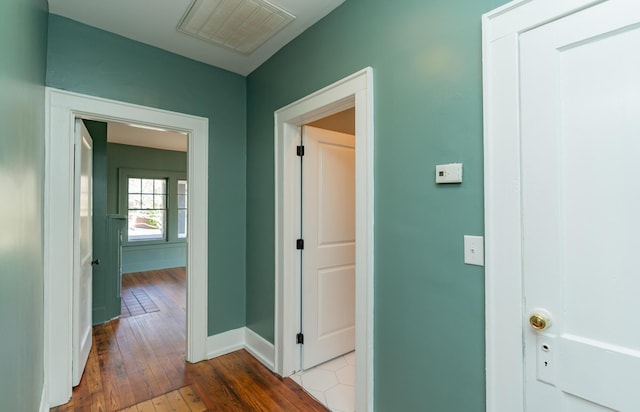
<box><xmin>301</xmin><ymin>125</ymin><xmax>355</xmax><ymax>370</ymax></box>
<box><xmin>72</xmin><ymin>119</ymin><xmax>93</xmax><ymax>386</ymax></box>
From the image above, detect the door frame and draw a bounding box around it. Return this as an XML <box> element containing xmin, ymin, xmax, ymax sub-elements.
<box><xmin>482</xmin><ymin>1</ymin><xmax>604</xmax><ymax>410</ymax></box>
<box><xmin>44</xmin><ymin>88</ymin><xmax>209</xmax><ymax>407</ymax></box>
<box><xmin>274</xmin><ymin>67</ymin><xmax>374</xmax><ymax>411</ymax></box>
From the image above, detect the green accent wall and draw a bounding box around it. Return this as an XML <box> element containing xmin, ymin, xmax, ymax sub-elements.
<box><xmin>0</xmin><ymin>0</ymin><xmax>48</xmax><ymax>410</ymax></box>
<box><xmin>246</xmin><ymin>0</ymin><xmax>509</xmax><ymax>410</ymax></box>
<box><xmin>46</xmin><ymin>14</ymin><xmax>247</xmax><ymax>336</ymax></box>
<box><xmin>107</xmin><ymin>143</ymin><xmax>187</xmax><ymax>273</ymax></box>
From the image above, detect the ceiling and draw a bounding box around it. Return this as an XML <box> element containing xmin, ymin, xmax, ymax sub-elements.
<box><xmin>107</xmin><ymin>122</ymin><xmax>188</xmax><ymax>152</ymax></box>
<box><xmin>48</xmin><ymin>0</ymin><xmax>346</xmax><ymax>76</ymax></box>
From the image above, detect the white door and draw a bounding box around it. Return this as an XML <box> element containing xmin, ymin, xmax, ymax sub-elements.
<box><xmin>72</xmin><ymin>120</ymin><xmax>93</xmax><ymax>386</ymax></box>
<box><xmin>301</xmin><ymin>125</ymin><xmax>355</xmax><ymax>369</ymax></box>
<box><xmin>520</xmin><ymin>2</ymin><xmax>640</xmax><ymax>410</ymax></box>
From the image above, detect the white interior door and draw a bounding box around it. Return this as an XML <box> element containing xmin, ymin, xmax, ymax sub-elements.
<box><xmin>520</xmin><ymin>2</ymin><xmax>640</xmax><ymax>410</ymax></box>
<box><xmin>72</xmin><ymin>120</ymin><xmax>93</xmax><ymax>386</ymax></box>
<box><xmin>301</xmin><ymin>125</ymin><xmax>355</xmax><ymax>369</ymax></box>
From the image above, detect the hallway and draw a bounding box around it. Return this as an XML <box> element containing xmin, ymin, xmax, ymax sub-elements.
<box><xmin>52</xmin><ymin>268</ymin><xmax>327</xmax><ymax>411</ymax></box>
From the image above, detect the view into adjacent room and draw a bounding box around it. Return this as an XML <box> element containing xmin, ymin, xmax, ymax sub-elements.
<box><xmin>60</xmin><ymin>120</ymin><xmax>191</xmax><ymax>409</ymax></box>
<box><xmin>113</xmin><ymin>121</ymin><xmax>189</xmax><ymax>322</ymax></box>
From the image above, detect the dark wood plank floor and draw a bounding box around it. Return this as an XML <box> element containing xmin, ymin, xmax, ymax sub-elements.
<box><xmin>51</xmin><ymin>267</ymin><xmax>327</xmax><ymax>412</ymax></box>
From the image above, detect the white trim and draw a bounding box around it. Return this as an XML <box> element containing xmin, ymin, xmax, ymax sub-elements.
<box><xmin>274</xmin><ymin>67</ymin><xmax>374</xmax><ymax>411</ymax></box>
<box><xmin>245</xmin><ymin>327</ymin><xmax>276</xmax><ymax>371</ymax></box>
<box><xmin>482</xmin><ymin>1</ymin><xmax>603</xmax><ymax>411</ymax></box>
<box><xmin>39</xmin><ymin>384</ymin><xmax>48</xmax><ymax>412</ymax></box>
<box><xmin>205</xmin><ymin>327</ymin><xmax>276</xmax><ymax>371</ymax></box>
<box><xmin>206</xmin><ymin>328</ymin><xmax>246</xmax><ymax>359</ymax></box>
<box><xmin>44</xmin><ymin>88</ymin><xmax>209</xmax><ymax>407</ymax></box>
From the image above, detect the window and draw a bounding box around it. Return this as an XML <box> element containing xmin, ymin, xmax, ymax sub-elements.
<box><xmin>119</xmin><ymin>169</ymin><xmax>187</xmax><ymax>245</ymax></box>
<box><xmin>127</xmin><ymin>178</ymin><xmax>167</xmax><ymax>241</ymax></box>
<box><xmin>177</xmin><ymin>179</ymin><xmax>188</xmax><ymax>239</ymax></box>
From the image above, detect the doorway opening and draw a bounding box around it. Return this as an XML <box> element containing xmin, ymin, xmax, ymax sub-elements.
<box><xmin>107</xmin><ymin>120</ymin><xmax>189</xmax><ymax>322</ymax></box>
<box><xmin>44</xmin><ymin>88</ymin><xmax>208</xmax><ymax>407</ymax></box>
<box><xmin>274</xmin><ymin>68</ymin><xmax>374</xmax><ymax>411</ymax></box>
<box><xmin>291</xmin><ymin>110</ymin><xmax>356</xmax><ymax>411</ymax></box>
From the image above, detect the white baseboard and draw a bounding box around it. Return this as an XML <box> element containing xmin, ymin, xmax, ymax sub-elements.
<box><xmin>206</xmin><ymin>327</ymin><xmax>245</xmax><ymax>359</ymax></box>
<box><xmin>244</xmin><ymin>327</ymin><xmax>275</xmax><ymax>371</ymax></box>
<box><xmin>39</xmin><ymin>383</ymin><xmax>48</xmax><ymax>412</ymax></box>
<box><xmin>206</xmin><ymin>327</ymin><xmax>275</xmax><ymax>372</ymax></box>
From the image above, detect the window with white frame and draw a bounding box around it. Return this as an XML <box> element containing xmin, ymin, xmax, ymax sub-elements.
<box><xmin>119</xmin><ymin>169</ymin><xmax>187</xmax><ymax>244</ymax></box>
<box><xmin>127</xmin><ymin>177</ymin><xmax>167</xmax><ymax>241</ymax></box>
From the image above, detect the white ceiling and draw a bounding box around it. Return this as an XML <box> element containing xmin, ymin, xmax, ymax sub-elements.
<box><xmin>108</xmin><ymin>122</ymin><xmax>188</xmax><ymax>152</ymax></box>
<box><xmin>48</xmin><ymin>0</ymin><xmax>346</xmax><ymax>76</ymax></box>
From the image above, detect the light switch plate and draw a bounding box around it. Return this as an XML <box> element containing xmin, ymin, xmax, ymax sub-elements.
<box><xmin>464</xmin><ymin>235</ymin><xmax>484</xmax><ymax>266</ymax></box>
<box><xmin>435</xmin><ymin>163</ymin><xmax>463</xmax><ymax>183</ymax></box>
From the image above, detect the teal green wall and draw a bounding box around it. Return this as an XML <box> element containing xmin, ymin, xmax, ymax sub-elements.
<box><xmin>246</xmin><ymin>0</ymin><xmax>508</xmax><ymax>409</ymax></box>
<box><xmin>106</xmin><ymin>144</ymin><xmax>187</xmax><ymax>213</ymax></box>
<box><xmin>107</xmin><ymin>143</ymin><xmax>187</xmax><ymax>273</ymax></box>
<box><xmin>0</xmin><ymin>0</ymin><xmax>48</xmax><ymax>410</ymax></box>
<box><xmin>121</xmin><ymin>242</ymin><xmax>186</xmax><ymax>273</ymax></box>
<box><xmin>46</xmin><ymin>14</ymin><xmax>247</xmax><ymax>335</ymax></box>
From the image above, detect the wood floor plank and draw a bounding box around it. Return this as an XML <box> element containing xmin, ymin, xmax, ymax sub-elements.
<box><xmin>90</xmin><ymin>391</ymin><xmax>106</xmax><ymax>412</ymax></box>
<box><xmin>96</xmin><ymin>323</ymin><xmax>137</xmax><ymax>410</ymax></box>
<box><xmin>189</xmin><ymin>362</ymin><xmax>248</xmax><ymax>411</ymax></box>
<box><xmin>164</xmin><ymin>389</ymin><xmax>191</xmax><ymax>412</ymax></box>
<box><xmin>215</xmin><ymin>351</ymin><xmax>288</xmax><ymax>412</ymax></box>
<box><xmin>133</xmin><ymin>399</ymin><xmax>155</xmax><ymax>412</ymax></box>
<box><xmin>114</xmin><ymin>320</ymin><xmax>160</xmax><ymax>404</ymax></box>
<box><xmin>177</xmin><ymin>385</ymin><xmax>207</xmax><ymax>412</ymax></box>
<box><xmin>51</xmin><ymin>267</ymin><xmax>326</xmax><ymax>412</ymax></box>
<box><xmin>150</xmin><ymin>394</ymin><xmax>172</xmax><ymax>412</ymax></box>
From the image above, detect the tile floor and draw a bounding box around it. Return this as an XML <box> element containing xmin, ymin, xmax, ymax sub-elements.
<box><xmin>290</xmin><ymin>352</ymin><xmax>355</xmax><ymax>412</ymax></box>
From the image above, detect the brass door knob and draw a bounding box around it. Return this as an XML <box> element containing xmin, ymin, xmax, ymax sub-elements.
<box><xmin>529</xmin><ymin>313</ymin><xmax>550</xmax><ymax>331</ymax></box>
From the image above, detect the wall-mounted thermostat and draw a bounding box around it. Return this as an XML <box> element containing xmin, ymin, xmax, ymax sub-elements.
<box><xmin>435</xmin><ymin>163</ymin><xmax>463</xmax><ymax>184</ymax></box>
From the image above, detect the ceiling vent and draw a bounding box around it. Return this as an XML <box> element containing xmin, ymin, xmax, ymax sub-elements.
<box><xmin>177</xmin><ymin>0</ymin><xmax>295</xmax><ymax>55</ymax></box>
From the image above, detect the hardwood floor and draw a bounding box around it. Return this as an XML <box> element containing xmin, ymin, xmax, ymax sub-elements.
<box><xmin>51</xmin><ymin>267</ymin><xmax>327</xmax><ymax>412</ymax></box>
<box><xmin>119</xmin><ymin>385</ymin><xmax>207</xmax><ymax>412</ymax></box>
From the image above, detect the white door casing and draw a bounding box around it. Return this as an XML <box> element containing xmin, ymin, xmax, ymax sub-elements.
<box><xmin>44</xmin><ymin>88</ymin><xmax>209</xmax><ymax>407</ymax></box>
<box><xmin>301</xmin><ymin>126</ymin><xmax>355</xmax><ymax>370</ymax></box>
<box><xmin>72</xmin><ymin>120</ymin><xmax>93</xmax><ymax>386</ymax></box>
<box><xmin>483</xmin><ymin>0</ymin><xmax>640</xmax><ymax>410</ymax></box>
<box><xmin>274</xmin><ymin>67</ymin><xmax>374</xmax><ymax>411</ymax></box>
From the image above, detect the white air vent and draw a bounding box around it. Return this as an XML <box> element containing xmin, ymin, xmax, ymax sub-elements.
<box><xmin>178</xmin><ymin>0</ymin><xmax>295</xmax><ymax>55</ymax></box>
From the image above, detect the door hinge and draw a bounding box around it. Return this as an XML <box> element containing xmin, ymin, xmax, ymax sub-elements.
<box><xmin>296</xmin><ymin>239</ymin><xmax>304</xmax><ymax>250</ymax></box>
<box><xmin>296</xmin><ymin>333</ymin><xmax>304</xmax><ymax>344</ymax></box>
<box><xmin>297</xmin><ymin>145</ymin><xmax>305</xmax><ymax>157</ymax></box>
